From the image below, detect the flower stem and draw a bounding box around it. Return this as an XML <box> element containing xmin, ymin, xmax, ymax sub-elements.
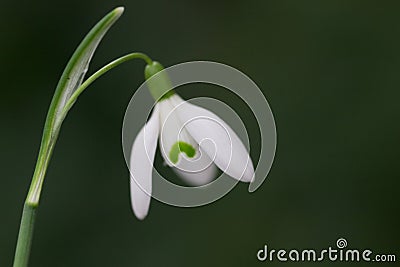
<box><xmin>61</xmin><ymin>52</ymin><xmax>153</xmax><ymax>118</ymax></box>
<box><xmin>13</xmin><ymin>204</ymin><xmax>36</xmax><ymax>267</ymax></box>
<box><xmin>13</xmin><ymin>52</ymin><xmax>152</xmax><ymax>267</ymax></box>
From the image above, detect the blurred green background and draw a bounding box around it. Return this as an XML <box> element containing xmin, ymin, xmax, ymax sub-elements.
<box><xmin>1</xmin><ymin>1</ymin><xmax>399</xmax><ymax>266</ymax></box>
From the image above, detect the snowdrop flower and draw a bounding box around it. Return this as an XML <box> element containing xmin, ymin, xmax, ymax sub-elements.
<box><xmin>130</xmin><ymin>62</ymin><xmax>254</xmax><ymax>219</ymax></box>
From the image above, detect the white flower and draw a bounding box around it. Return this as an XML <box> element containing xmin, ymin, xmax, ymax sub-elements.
<box><xmin>129</xmin><ymin>62</ymin><xmax>255</xmax><ymax>220</ymax></box>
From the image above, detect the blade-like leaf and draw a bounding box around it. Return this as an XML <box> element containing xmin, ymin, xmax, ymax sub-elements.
<box><xmin>26</xmin><ymin>7</ymin><xmax>124</xmax><ymax>205</ymax></box>
<box><xmin>46</xmin><ymin>7</ymin><xmax>124</xmax><ymax>138</ymax></box>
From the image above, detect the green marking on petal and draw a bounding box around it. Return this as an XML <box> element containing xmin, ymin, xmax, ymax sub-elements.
<box><xmin>169</xmin><ymin>141</ymin><xmax>196</xmax><ymax>164</ymax></box>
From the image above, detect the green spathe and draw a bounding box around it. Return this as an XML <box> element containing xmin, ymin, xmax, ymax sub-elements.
<box><xmin>14</xmin><ymin>7</ymin><xmax>125</xmax><ymax>267</ymax></box>
<box><xmin>27</xmin><ymin>6</ymin><xmax>124</xmax><ymax>206</ymax></box>
<box><xmin>144</xmin><ymin>61</ymin><xmax>175</xmax><ymax>101</ymax></box>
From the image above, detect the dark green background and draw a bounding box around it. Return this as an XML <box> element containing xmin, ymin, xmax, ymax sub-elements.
<box><xmin>1</xmin><ymin>1</ymin><xmax>399</xmax><ymax>266</ymax></box>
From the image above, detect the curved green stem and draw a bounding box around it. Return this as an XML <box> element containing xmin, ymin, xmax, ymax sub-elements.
<box><xmin>26</xmin><ymin>52</ymin><xmax>152</xmax><ymax>206</ymax></box>
<box><xmin>14</xmin><ymin>51</ymin><xmax>152</xmax><ymax>267</ymax></box>
<box><xmin>61</xmin><ymin>52</ymin><xmax>152</xmax><ymax>119</ymax></box>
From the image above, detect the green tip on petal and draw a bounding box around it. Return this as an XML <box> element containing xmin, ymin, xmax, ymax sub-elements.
<box><xmin>144</xmin><ymin>61</ymin><xmax>175</xmax><ymax>101</ymax></box>
<box><xmin>169</xmin><ymin>141</ymin><xmax>196</xmax><ymax>164</ymax></box>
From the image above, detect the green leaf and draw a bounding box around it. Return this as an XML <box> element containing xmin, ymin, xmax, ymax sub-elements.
<box><xmin>47</xmin><ymin>7</ymin><xmax>124</xmax><ymax>138</ymax></box>
<box><xmin>26</xmin><ymin>7</ymin><xmax>124</xmax><ymax>205</ymax></box>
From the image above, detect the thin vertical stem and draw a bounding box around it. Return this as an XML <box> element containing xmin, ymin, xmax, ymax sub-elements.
<box><xmin>13</xmin><ymin>204</ymin><xmax>37</xmax><ymax>267</ymax></box>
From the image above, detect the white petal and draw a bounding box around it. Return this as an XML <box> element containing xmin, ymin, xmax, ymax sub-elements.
<box><xmin>171</xmin><ymin>95</ymin><xmax>254</xmax><ymax>182</ymax></box>
<box><xmin>173</xmin><ymin>147</ymin><xmax>218</xmax><ymax>186</ymax></box>
<box><xmin>158</xmin><ymin>97</ymin><xmax>198</xmax><ymax>166</ymax></box>
<box><xmin>129</xmin><ymin>105</ymin><xmax>160</xmax><ymax>220</ymax></box>
<box><xmin>158</xmin><ymin>96</ymin><xmax>218</xmax><ymax>186</ymax></box>
<box><xmin>173</xmin><ymin>164</ymin><xmax>217</xmax><ymax>186</ymax></box>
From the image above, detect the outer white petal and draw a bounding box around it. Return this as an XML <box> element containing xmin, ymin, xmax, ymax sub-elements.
<box><xmin>171</xmin><ymin>95</ymin><xmax>254</xmax><ymax>183</ymax></box>
<box><xmin>129</xmin><ymin>105</ymin><xmax>160</xmax><ymax>220</ymax></box>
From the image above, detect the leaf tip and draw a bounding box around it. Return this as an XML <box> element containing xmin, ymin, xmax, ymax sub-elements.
<box><xmin>113</xmin><ymin>6</ymin><xmax>125</xmax><ymax>16</ymax></box>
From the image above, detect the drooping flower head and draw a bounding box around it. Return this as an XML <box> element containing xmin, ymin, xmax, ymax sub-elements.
<box><xmin>130</xmin><ymin>62</ymin><xmax>254</xmax><ymax>219</ymax></box>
